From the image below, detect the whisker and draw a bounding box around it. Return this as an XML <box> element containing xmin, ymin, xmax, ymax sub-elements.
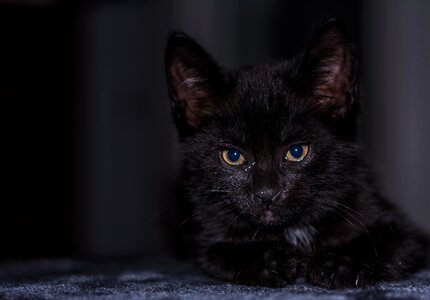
<box><xmin>335</xmin><ymin>206</ymin><xmax>378</xmax><ymax>257</ymax></box>
<box><xmin>330</xmin><ymin>209</ymin><xmax>359</xmax><ymax>231</ymax></box>
<box><xmin>214</xmin><ymin>209</ymin><xmax>242</xmax><ymax>243</ymax></box>
<box><xmin>227</xmin><ymin>211</ymin><xmax>242</xmax><ymax>227</ymax></box>
<box><xmin>209</xmin><ymin>189</ymin><xmax>229</xmax><ymax>193</ymax></box>
<box><xmin>149</xmin><ymin>202</ymin><xmax>173</xmax><ymax>222</ymax></box>
<box><xmin>168</xmin><ymin>210</ymin><xmax>202</xmax><ymax>241</ymax></box>
<box><xmin>290</xmin><ymin>197</ymin><xmax>378</xmax><ymax>257</ymax></box>
<box><xmin>329</xmin><ymin>200</ymin><xmax>367</xmax><ymax>219</ymax></box>
<box><xmin>251</xmin><ymin>225</ymin><xmax>261</xmax><ymax>241</ymax></box>
<box><xmin>323</xmin><ymin>201</ymin><xmax>378</xmax><ymax>258</ymax></box>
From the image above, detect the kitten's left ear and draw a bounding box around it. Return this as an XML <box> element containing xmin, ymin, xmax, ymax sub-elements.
<box><xmin>165</xmin><ymin>32</ymin><xmax>230</xmax><ymax>133</ymax></box>
<box><xmin>300</xmin><ymin>20</ymin><xmax>359</xmax><ymax>119</ymax></box>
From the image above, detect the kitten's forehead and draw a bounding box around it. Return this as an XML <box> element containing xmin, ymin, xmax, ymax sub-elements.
<box><xmin>221</xmin><ymin>63</ymin><xmax>308</xmax><ymax>148</ymax></box>
<box><xmin>236</xmin><ymin>64</ymin><xmax>290</xmax><ymax>106</ymax></box>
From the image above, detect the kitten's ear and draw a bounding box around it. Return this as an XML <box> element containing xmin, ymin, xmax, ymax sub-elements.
<box><xmin>300</xmin><ymin>20</ymin><xmax>358</xmax><ymax>119</ymax></box>
<box><xmin>165</xmin><ymin>32</ymin><xmax>230</xmax><ymax>131</ymax></box>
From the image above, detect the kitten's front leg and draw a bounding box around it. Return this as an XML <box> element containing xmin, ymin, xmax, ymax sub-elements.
<box><xmin>199</xmin><ymin>242</ymin><xmax>302</xmax><ymax>287</ymax></box>
<box><xmin>306</xmin><ymin>223</ymin><xmax>428</xmax><ymax>289</ymax></box>
<box><xmin>306</xmin><ymin>246</ymin><xmax>374</xmax><ymax>289</ymax></box>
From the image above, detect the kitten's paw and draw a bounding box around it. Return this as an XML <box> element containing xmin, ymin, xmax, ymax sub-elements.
<box><xmin>234</xmin><ymin>250</ymin><xmax>300</xmax><ymax>287</ymax></box>
<box><xmin>306</xmin><ymin>252</ymin><xmax>375</xmax><ymax>289</ymax></box>
<box><xmin>263</xmin><ymin>249</ymin><xmax>301</xmax><ymax>283</ymax></box>
<box><xmin>236</xmin><ymin>267</ymin><xmax>288</xmax><ymax>287</ymax></box>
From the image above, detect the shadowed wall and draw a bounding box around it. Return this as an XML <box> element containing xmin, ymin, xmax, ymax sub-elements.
<box><xmin>1</xmin><ymin>0</ymin><xmax>428</xmax><ymax>258</ymax></box>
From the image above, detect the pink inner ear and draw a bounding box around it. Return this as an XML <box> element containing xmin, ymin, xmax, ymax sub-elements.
<box><xmin>311</xmin><ymin>43</ymin><xmax>355</xmax><ymax>118</ymax></box>
<box><xmin>168</xmin><ymin>61</ymin><xmax>217</xmax><ymax>127</ymax></box>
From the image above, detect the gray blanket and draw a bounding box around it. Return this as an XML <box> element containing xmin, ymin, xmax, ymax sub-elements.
<box><xmin>0</xmin><ymin>257</ymin><xmax>429</xmax><ymax>299</ymax></box>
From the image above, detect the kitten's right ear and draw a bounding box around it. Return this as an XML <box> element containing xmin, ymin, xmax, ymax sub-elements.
<box><xmin>165</xmin><ymin>32</ymin><xmax>230</xmax><ymax>133</ymax></box>
<box><xmin>299</xmin><ymin>20</ymin><xmax>359</xmax><ymax>120</ymax></box>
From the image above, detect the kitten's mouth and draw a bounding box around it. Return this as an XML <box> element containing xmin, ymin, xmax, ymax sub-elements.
<box><xmin>262</xmin><ymin>209</ymin><xmax>275</xmax><ymax>223</ymax></box>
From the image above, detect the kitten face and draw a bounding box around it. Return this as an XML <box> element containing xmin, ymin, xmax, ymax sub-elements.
<box><xmin>166</xmin><ymin>24</ymin><xmax>360</xmax><ymax>230</ymax></box>
<box><xmin>181</xmin><ymin>72</ymin><xmax>360</xmax><ymax>229</ymax></box>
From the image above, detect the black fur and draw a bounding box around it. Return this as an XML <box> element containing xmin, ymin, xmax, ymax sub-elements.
<box><xmin>165</xmin><ymin>21</ymin><xmax>429</xmax><ymax>289</ymax></box>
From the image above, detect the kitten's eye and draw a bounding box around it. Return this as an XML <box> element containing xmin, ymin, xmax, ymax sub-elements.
<box><xmin>285</xmin><ymin>144</ymin><xmax>309</xmax><ymax>162</ymax></box>
<box><xmin>221</xmin><ymin>148</ymin><xmax>246</xmax><ymax>166</ymax></box>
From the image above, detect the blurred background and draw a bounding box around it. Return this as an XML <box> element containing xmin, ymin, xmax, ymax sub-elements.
<box><xmin>1</xmin><ymin>0</ymin><xmax>429</xmax><ymax>259</ymax></box>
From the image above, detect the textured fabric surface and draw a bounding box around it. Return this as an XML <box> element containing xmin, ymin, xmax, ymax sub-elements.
<box><xmin>0</xmin><ymin>257</ymin><xmax>429</xmax><ymax>299</ymax></box>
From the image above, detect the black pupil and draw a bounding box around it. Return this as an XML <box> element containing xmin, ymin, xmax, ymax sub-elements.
<box><xmin>228</xmin><ymin>149</ymin><xmax>240</xmax><ymax>162</ymax></box>
<box><xmin>291</xmin><ymin>145</ymin><xmax>303</xmax><ymax>158</ymax></box>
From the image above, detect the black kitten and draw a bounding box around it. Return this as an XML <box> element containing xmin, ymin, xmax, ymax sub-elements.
<box><xmin>164</xmin><ymin>21</ymin><xmax>429</xmax><ymax>289</ymax></box>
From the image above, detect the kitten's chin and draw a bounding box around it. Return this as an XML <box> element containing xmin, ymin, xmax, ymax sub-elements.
<box><xmin>259</xmin><ymin>209</ymin><xmax>280</xmax><ymax>226</ymax></box>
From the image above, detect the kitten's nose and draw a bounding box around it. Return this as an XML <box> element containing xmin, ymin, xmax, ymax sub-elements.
<box><xmin>254</xmin><ymin>189</ymin><xmax>281</xmax><ymax>206</ymax></box>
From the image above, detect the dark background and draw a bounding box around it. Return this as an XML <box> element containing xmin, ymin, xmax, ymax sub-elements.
<box><xmin>1</xmin><ymin>0</ymin><xmax>429</xmax><ymax>259</ymax></box>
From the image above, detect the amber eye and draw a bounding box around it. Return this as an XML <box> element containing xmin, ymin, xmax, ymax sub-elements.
<box><xmin>221</xmin><ymin>148</ymin><xmax>246</xmax><ymax>166</ymax></box>
<box><xmin>285</xmin><ymin>144</ymin><xmax>309</xmax><ymax>162</ymax></box>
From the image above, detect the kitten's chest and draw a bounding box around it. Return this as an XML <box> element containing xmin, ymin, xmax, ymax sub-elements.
<box><xmin>199</xmin><ymin>220</ymin><xmax>296</xmax><ymax>246</ymax></box>
<box><xmin>197</xmin><ymin>214</ymin><xmax>320</xmax><ymax>253</ymax></box>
